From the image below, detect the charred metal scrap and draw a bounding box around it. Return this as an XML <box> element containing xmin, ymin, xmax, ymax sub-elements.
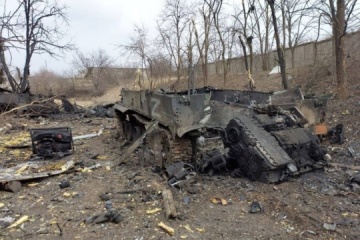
<box><xmin>113</xmin><ymin>87</ymin><xmax>328</xmax><ymax>183</ymax></box>
<box><xmin>84</xmin><ymin>104</ymin><xmax>114</xmax><ymax>118</ymax></box>
<box><xmin>219</xmin><ymin>109</ymin><xmax>327</xmax><ymax>183</ymax></box>
<box><xmin>29</xmin><ymin>127</ymin><xmax>74</xmax><ymax>159</ymax></box>
<box><xmin>327</xmin><ymin>124</ymin><xmax>344</xmax><ymax>144</ymax></box>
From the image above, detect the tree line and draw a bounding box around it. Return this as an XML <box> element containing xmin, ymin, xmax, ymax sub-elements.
<box><xmin>122</xmin><ymin>0</ymin><xmax>358</xmax><ymax>98</ymax></box>
<box><xmin>1</xmin><ymin>0</ymin><xmax>359</xmax><ymax>98</ymax></box>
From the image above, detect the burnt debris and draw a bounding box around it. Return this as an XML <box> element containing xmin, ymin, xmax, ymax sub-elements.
<box><xmin>220</xmin><ymin>108</ymin><xmax>327</xmax><ymax>183</ymax></box>
<box><xmin>113</xmin><ymin>86</ymin><xmax>329</xmax><ymax>184</ymax></box>
<box><xmin>29</xmin><ymin>127</ymin><xmax>74</xmax><ymax>158</ymax></box>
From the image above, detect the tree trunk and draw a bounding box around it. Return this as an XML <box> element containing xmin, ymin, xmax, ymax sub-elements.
<box><xmin>222</xmin><ymin>51</ymin><xmax>227</xmax><ymax>88</ymax></box>
<box><xmin>239</xmin><ymin>36</ymin><xmax>249</xmax><ymax>73</ymax></box>
<box><xmin>249</xmin><ymin>43</ymin><xmax>253</xmax><ymax>72</ymax></box>
<box><xmin>281</xmin><ymin>3</ymin><xmax>286</xmax><ymax>51</ymax></box>
<box><xmin>334</xmin><ymin>36</ymin><xmax>347</xmax><ymax>98</ymax></box>
<box><xmin>204</xmin><ymin>61</ymin><xmax>208</xmax><ymax>86</ymax></box>
<box><xmin>264</xmin><ymin>4</ymin><xmax>270</xmax><ymax>71</ymax></box>
<box><xmin>313</xmin><ymin>42</ymin><xmax>318</xmax><ymax>65</ymax></box>
<box><xmin>334</xmin><ymin>0</ymin><xmax>347</xmax><ymax>98</ymax></box>
<box><xmin>291</xmin><ymin>47</ymin><xmax>295</xmax><ymax>68</ymax></box>
<box><xmin>22</xmin><ymin>60</ymin><xmax>30</xmax><ymax>92</ymax></box>
<box><xmin>269</xmin><ymin>0</ymin><xmax>288</xmax><ymax>89</ymax></box>
<box><xmin>0</xmin><ymin>40</ymin><xmax>18</xmax><ymax>92</ymax></box>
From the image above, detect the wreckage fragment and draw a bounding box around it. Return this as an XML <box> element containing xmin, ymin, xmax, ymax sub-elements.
<box><xmin>29</xmin><ymin>127</ymin><xmax>74</xmax><ymax>158</ymax></box>
<box><xmin>221</xmin><ymin>111</ymin><xmax>327</xmax><ymax>183</ymax></box>
<box><xmin>249</xmin><ymin>201</ymin><xmax>263</xmax><ymax>213</ymax></box>
<box><xmin>328</xmin><ymin>124</ymin><xmax>344</xmax><ymax>144</ymax></box>
<box><xmin>0</xmin><ymin>160</ymin><xmax>75</xmax><ymax>182</ymax></box>
<box><xmin>85</xmin><ymin>209</ymin><xmax>123</xmax><ymax>224</ymax></box>
<box><xmin>223</xmin><ymin>115</ymin><xmax>294</xmax><ymax>183</ymax></box>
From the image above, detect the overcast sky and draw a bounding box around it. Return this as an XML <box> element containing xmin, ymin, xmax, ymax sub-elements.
<box><xmin>10</xmin><ymin>0</ymin><xmax>165</xmax><ymax>74</ymax></box>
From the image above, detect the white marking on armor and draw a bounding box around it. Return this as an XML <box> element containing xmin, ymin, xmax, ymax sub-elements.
<box><xmin>150</xmin><ymin>98</ymin><xmax>161</xmax><ymax>119</ymax></box>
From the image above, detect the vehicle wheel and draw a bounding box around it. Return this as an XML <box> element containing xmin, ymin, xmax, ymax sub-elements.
<box><xmin>227</xmin><ymin>127</ymin><xmax>241</xmax><ymax>143</ymax></box>
<box><xmin>133</xmin><ymin>126</ymin><xmax>142</xmax><ymax>140</ymax></box>
<box><xmin>124</xmin><ymin>122</ymin><xmax>133</xmax><ymax>141</ymax></box>
<box><xmin>119</xmin><ymin>121</ymin><xmax>126</xmax><ymax>138</ymax></box>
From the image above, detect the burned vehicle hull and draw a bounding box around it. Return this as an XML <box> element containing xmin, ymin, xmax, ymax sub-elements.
<box><xmin>222</xmin><ymin>112</ymin><xmax>326</xmax><ymax>183</ymax></box>
<box><xmin>113</xmin><ymin>87</ymin><xmax>327</xmax><ymax>183</ymax></box>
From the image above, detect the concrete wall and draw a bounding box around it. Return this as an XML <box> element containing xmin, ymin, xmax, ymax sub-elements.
<box><xmin>196</xmin><ymin>31</ymin><xmax>360</xmax><ymax>77</ymax></box>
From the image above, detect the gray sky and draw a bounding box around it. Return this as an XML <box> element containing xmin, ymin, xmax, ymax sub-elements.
<box><xmin>9</xmin><ymin>0</ymin><xmax>165</xmax><ymax>74</ymax></box>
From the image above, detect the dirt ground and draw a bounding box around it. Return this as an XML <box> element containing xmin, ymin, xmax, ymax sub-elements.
<box><xmin>1</xmin><ymin>64</ymin><xmax>360</xmax><ymax>240</ymax></box>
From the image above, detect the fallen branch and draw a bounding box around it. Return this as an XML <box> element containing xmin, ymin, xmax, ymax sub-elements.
<box><xmin>0</xmin><ymin>93</ymin><xmax>75</xmax><ymax>117</ymax></box>
<box><xmin>116</xmin><ymin>188</ymin><xmax>144</xmax><ymax>194</ymax></box>
<box><xmin>0</xmin><ymin>95</ymin><xmax>58</xmax><ymax>116</ymax></box>
<box><xmin>162</xmin><ymin>189</ymin><xmax>177</xmax><ymax>218</ymax></box>
<box><xmin>56</xmin><ymin>223</ymin><xmax>63</xmax><ymax>236</ymax></box>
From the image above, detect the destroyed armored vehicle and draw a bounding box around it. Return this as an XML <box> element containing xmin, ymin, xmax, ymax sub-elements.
<box><xmin>113</xmin><ymin>87</ymin><xmax>327</xmax><ymax>183</ymax></box>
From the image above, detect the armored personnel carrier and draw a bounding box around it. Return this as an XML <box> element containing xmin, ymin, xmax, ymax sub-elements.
<box><xmin>113</xmin><ymin>87</ymin><xmax>327</xmax><ymax>183</ymax></box>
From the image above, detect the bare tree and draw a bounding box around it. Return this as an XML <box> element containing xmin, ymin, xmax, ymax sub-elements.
<box><xmin>330</xmin><ymin>0</ymin><xmax>346</xmax><ymax>98</ymax></box>
<box><xmin>237</xmin><ymin>1</ymin><xmax>273</xmax><ymax>71</ymax></box>
<box><xmin>192</xmin><ymin>1</ymin><xmax>214</xmax><ymax>86</ymax></box>
<box><xmin>0</xmin><ymin>1</ymin><xmax>23</xmax><ymax>91</ymax></box>
<box><xmin>186</xmin><ymin>22</ymin><xmax>195</xmax><ymax>91</ymax></box>
<box><xmin>314</xmin><ymin>0</ymin><xmax>359</xmax><ymax>98</ymax></box>
<box><xmin>0</xmin><ymin>0</ymin><xmax>71</xmax><ymax>93</ymax></box>
<box><xmin>157</xmin><ymin>0</ymin><xmax>190</xmax><ymax>84</ymax></box>
<box><xmin>121</xmin><ymin>25</ymin><xmax>154</xmax><ymax>89</ymax></box>
<box><xmin>313</xmin><ymin>12</ymin><xmax>323</xmax><ymax>65</ymax></box>
<box><xmin>30</xmin><ymin>66</ymin><xmax>64</xmax><ymax>95</ymax></box>
<box><xmin>72</xmin><ymin>49</ymin><xmax>114</xmax><ymax>73</ymax></box>
<box><xmin>280</xmin><ymin>0</ymin><xmax>317</xmax><ymax>68</ymax></box>
<box><xmin>267</xmin><ymin>0</ymin><xmax>288</xmax><ymax>89</ymax></box>
<box><xmin>207</xmin><ymin>0</ymin><xmax>228</xmax><ymax>87</ymax></box>
<box><xmin>233</xmin><ymin>0</ymin><xmax>257</xmax><ymax>89</ymax></box>
<box><xmin>255</xmin><ymin>1</ymin><xmax>273</xmax><ymax>71</ymax></box>
<box><xmin>150</xmin><ymin>53</ymin><xmax>173</xmax><ymax>82</ymax></box>
<box><xmin>72</xmin><ymin>48</ymin><xmax>115</xmax><ymax>90</ymax></box>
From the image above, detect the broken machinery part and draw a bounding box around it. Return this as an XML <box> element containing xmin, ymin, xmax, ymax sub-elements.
<box><xmin>29</xmin><ymin>127</ymin><xmax>74</xmax><ymax>158</ymax></box>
